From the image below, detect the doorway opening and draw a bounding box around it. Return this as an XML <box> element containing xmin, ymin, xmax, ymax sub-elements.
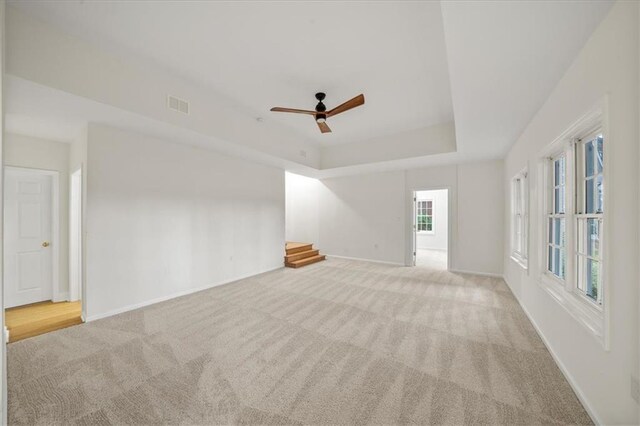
<box><xmin>413</xmin><ymin>189</ymin><xmax>449</xmax><ymax>270</ymax></box>
<box><xmin>3</xmin><ymin>165</ymin><xmax>83</xmax><ymax>342</ymax></box>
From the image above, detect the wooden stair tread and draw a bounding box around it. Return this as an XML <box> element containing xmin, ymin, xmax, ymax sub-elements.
<box><xmin>285</xmin><ymin>254</ymin><xmax>326</xmax><ymax>268</ymax></box>
<box><xmin>285</xmin><ymin>242</ymin><xmax>313</xmax><ymax>255</ymax></box>
<box><xmin>285</xmin><ymin>249</ymin><xmax>319</xmax><ymax>262</ymax></box>
<box><xmin>285</xmin><ymin>242</ymin><xmax>310</xmax><ymax>250</ymax></box>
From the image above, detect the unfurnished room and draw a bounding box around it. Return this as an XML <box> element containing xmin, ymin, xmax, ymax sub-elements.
<box><xmin>0</xmin><ymin>0</ymin><xmax>638</xmax><ymax>425</ymax></box>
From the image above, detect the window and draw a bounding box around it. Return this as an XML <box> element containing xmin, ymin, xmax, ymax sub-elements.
<box><xmin>416</xmin><ymin>199</ymin><xmax>433</xmax><ymax>232</ymax></box>
<box><xmin>538</xmin><ymin>105</ymin><xmax>607</xmax><ymax>345</ymax></box>
<box><xmin>511</xmin><ymin>170</ymin><xmax>528</xmax><ymax>268</ymax></box>
<box><xmin>547</xmin><ymin>154</ymin><xmax>566</xmax><ymax>280</ymax></box>
<box><xmin>575</xmin><ymin>133</ymin><xmax>604</xmax><ymax>305</ymax></box>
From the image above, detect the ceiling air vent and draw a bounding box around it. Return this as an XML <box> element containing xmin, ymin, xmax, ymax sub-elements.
<box><xmin>167</xmin><ymin>95</ymin><xmax>189</xmax><ymax>115</ymax></box>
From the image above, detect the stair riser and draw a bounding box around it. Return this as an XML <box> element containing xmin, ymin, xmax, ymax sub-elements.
<box><xmin>285</xmin><ymin>249</ymin><xmax>319</xmax><ymax>262</ymax></box>
<box><xmin>285</xmin><ymin>255</ymin><xmax>326</xmax><ymax>268</ymax></box>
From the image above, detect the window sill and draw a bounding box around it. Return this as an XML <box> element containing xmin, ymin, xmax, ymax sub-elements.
<box><xmin>539</xmin><ymin>273</ymin><xmax>606</xmax><ymax>349</ymax></box>
<box><xmin>510</xmin><ymin>254</ymin><xmax>528</xmax><ymax>271</ymax></box>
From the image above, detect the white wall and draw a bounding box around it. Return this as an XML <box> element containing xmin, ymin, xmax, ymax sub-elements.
<box><xmin>285</xmin><ymin>159</ymin><xmax>503</xmax><ymax>274</ymax></box>
<box><xmin>318</xmin><ymin>171</ymin><xmax>406</xmax><ymax>264</ymax></box>
<box><xmin>456</xmin><ymin>161</ymin><xmax>504</xmax><ymax>275</ymax></box>
<box><xmin>285</xmin><ymin>172</ymin><xmax>319</xmax><ymax>244</ymax></box>
<box><xmin>85</xmin><ymin>124</ymin><xmax>285</xmax><ymax>320</ymax></box>
<box><xmin>416</xmin><ymin>189</ymin><xmax>448</xmax><ymax>250</ymax></box>
<box><xmin>503</xmin><ymin>2</ymin><xmax>638</xmax><ymax>424</ymax></box>
<box><xmin>4</xmin><ymin>133</ymin><xmax>70</xmax><ymax>298</ymax></box>
<box><xmin>405</xmin><ymin>161</ymin><xmax>503</xmax><ymax>275</ymax></box>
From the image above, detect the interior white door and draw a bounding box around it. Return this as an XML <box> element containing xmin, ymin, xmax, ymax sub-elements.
<box><xmin>4</xmin><ymin>169</ymin><xmax>54</xmax><ymax>308</ymax></box>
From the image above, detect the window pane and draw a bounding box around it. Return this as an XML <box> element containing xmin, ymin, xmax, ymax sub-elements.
<box><xmin>548</xmin><ymin>218</ymin><xmax>553</xmax><ymax>245</ymax></box>
<box><xmin>586</xmin><ymin>179</ymin><xmax>595</xmax><ymax>213</ymax></box>
<box><xmin>587</xmin><ymin>218</ymin><xmax>600</xmax><ymax>257</ymax></box>
<box><xmin>554</xmin><ymin>158</ymin><xmax>565</xmax><ymax>186</ymax></box>
<box><xmin>585</xmin><ymin>140</ymin><xmax>595</xmax><ymax>177</ymax></box>
<box><xmin>427</xmin><ymin>224</ymin><xmax>432</xmax><ymax>231</ymax></box>
<box><xmin>553</xmin><ymin>218</ymin><xmax>565</xmax><ymax>246</ymax></box>
<box><xmin>553</xmin><ymin>248</ymin><xmax>561</xmax><ymax>277</ymax></box>
<box><xmin>548</xmin><ymin>246</ymin><xmax>553</xmax><ymax>273</ymax></box>
<box><xmin>554</xmin><ymin>187</ymin><xmax>565</xmax><ymax>214</ymax></box>
<box><xmin>586</xmin><ymin>258</ymin><xmax>600</xmax><ymax>302</ymax></box>
<box><xmin>596</xmin><ymin>135</ymin><xmax>603</xmax><ymax>174</ymax></box>
<box><xmin>596</xmin><ymin>175</ymin><xmax>603</xmax><ymax>213</ymax></box>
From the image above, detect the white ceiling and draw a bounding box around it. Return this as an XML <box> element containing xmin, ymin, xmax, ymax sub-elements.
<box><xmin>7</xmin><ymin>0</ymin><xmax>614</xmax><ymax>170</ymax></box>
<box><xmin>440</xmin><ymin>0</ymin><xmax>614</xmax><ymax>156</ymax></box>
<box><xmin>10</xmin><ymin>0</ymin><xmax>454</xmax><ymax>146</ymax></box>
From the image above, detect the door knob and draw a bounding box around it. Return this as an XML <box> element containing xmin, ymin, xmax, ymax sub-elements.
<box><xmin>42</xmin><ymin>241</ymin><xmax>50</xmax><ymax>248</ymax></box>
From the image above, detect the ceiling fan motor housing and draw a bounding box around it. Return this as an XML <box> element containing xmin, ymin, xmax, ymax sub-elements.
<box><xmin>315</xmin><ymin>92</ymin><xmax>327</xmax><ymax>115</ymax></box>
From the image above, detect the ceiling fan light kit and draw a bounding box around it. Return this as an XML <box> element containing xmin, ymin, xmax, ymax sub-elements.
<box><xmin>270</xmin><ymin>92</ymin><xmax>365</xmax><ymax>134</ymax></box>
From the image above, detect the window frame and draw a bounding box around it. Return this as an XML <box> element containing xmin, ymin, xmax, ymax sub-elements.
<box><xmin>510</xmin><ymin>168</ymin><xmax>528</xmax><ymax>270</ymax></box>
<box><xmin>416</xmin><ymin>198</ymin><xmax>434</xmax><ymax>234</ymax></box>
<box><xmin>573</xmin><ymin>130</ymin><xmax>605</xmax><ymax>307</ymax></box>
<box><xmin>536</xmin><ymin>103</ymin><xmax>609</xmax><ymax>349</ymax></box>
<box><xmin>545</xmin><ymin>153</ymin><xmax>567</xmax><ymax>284</ymax></box>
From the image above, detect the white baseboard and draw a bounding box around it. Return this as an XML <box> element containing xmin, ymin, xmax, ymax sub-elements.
<box><xmin>503</xmin><ymin>276</ymin><xmax>601</xmax><ymax>425</ymax></box>
<box><xmin>325</xmin><ymin>254</ymin><xmax>405</xmax><ymax>266</ymax></box>
<box><xmin>449</xmin><ymin>268</ymin><xmax>504</xmax><ymax>278</ymax></box>
<box><xmin>85</xmin><ymin>265</ymin><xmax>283</xmax><ymax>322</ymax></box>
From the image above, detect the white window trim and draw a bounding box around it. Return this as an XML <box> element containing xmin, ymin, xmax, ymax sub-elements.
<box><xmin>510</xmin><ymin>168</ymin><xmax>529</xmax><ymax>270</ymax></box>
<box><xmin>536</xmin><ymin>101</ymin><xmax>610</xmax><ymax>349</ymax></box>
<box><xmin>416</xmin><ymin>198</ymin><xmax>435</xmax><ymax>235</ymax></box>
<box><xmin>573</xmin><ymin>130</ymin><xmax>605</xmax><ymax>306</ymax></box>
<box><xmin>546</xmin><ymin>152</ymin><xmax>567</xmax><ymax>282</ymax></box>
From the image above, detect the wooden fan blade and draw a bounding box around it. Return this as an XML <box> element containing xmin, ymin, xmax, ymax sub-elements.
<box><xmin>270</xmin><ymin>107</ymin><xmax>316</xmax><ymax>115</ymax></box>
<box><xmin>317</xmin><ymin>121</ymin><xmax>332</xmax><ymax>133</ymax></box>
<box><xmin>327</xmin><ymin>94</ymin><xmax>365</xmax><ymax>117</ymax></box>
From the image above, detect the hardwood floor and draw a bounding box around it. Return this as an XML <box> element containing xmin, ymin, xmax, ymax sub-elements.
<box><xmin>5</xmin><ymin>301</ymin><xmax>82</xmax><ymax>343</ymax></box>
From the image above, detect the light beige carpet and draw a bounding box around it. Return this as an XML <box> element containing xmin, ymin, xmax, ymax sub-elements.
<box><xmin>8</xmin><ymin>258</ymin><xmax>591</xmax><ymax>425</ymax></box>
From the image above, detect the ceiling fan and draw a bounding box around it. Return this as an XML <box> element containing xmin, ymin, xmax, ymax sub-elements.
<box><xmin>270</xmin><ymin>92</ymin><xmax>365</xmax><ymax>134</ymax></box>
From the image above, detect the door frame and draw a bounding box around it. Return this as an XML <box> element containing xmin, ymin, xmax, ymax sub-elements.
<box><xmin>409</xmin><ymin>186</ymin><xmax>451</xmax><ymax>270</ymax></box>
<box><xmin>69</xmin><ymin>167</ymin><xmax>82</xmax><ymax>302</ymax></box>
<box><xmin>4</xmin><ymin>166</ymin><xmax>61</xmax><ymax>303</ymax></box>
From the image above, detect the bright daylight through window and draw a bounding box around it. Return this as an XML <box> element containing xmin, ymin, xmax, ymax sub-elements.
<box><xmin>511</xmin><ymin>170</ymin><xmax>528</xmax><ymax>268</ymax></box>
<box><xmin>417</xmin><ymin>200</ymin><xmax>433</xmax><ymax>232</ymax></box>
